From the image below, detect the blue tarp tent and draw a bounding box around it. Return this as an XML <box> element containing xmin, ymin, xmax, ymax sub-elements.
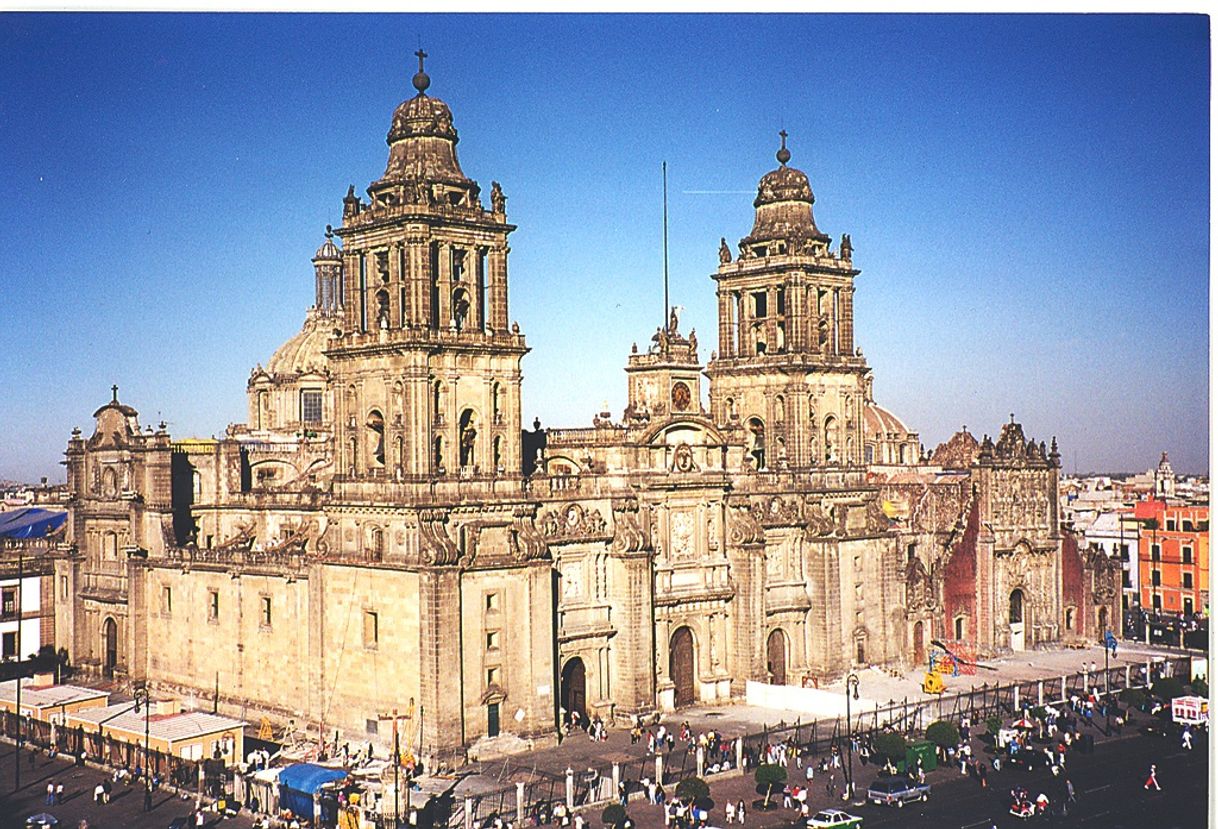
<box><xmin>0</xmin><ymin>508</ymin><xmax>66</xmax><ymax>539</ymax></box>
<box><xmin>278</xmin><ymin>763</ymin><xmax>347</xmax><ymax>819</ymax></box>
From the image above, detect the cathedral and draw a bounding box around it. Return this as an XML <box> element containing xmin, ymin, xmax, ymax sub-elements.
<box><xmin>54</xmin><ymin>54</ymin><xmax>1120</xmax><ymax>759</ymax></box>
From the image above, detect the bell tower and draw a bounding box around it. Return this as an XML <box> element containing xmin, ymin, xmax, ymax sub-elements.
<box><xmin>330</xmin><ymin>51</ymin><xmax>527</xmax><ymax>480</ymax></box>
<box><xmin>705</xmin><ymin>133</ymin><xmax>869</xmax><ymax>470</ymax></box>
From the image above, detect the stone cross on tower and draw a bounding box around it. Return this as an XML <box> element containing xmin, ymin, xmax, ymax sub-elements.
<box><xmin>777</xmin><ymin>130</ymin><xmax>790</xmax><ymax>165</ymax></box>
<box><xmin>111</xmin><ymin>384</ymin><xmax>119</xmax><ymax>402</ymax></box>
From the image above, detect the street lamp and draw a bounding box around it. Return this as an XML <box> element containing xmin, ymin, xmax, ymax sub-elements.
<box><xmin>133</xmin><ymin>683</ymin><xmax>152</xmax><ymax>811</ymax></box>
<box><xmin>844</xmin><ymin>673</ymin><xmax>859</xmax><ymax>802</ymax></box>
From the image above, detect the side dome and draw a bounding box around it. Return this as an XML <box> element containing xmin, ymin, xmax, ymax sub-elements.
<box><xmin>863</xmin><ymin>401</ymin><xmax>912</xmax><ymax>438</ymax></box>
<box><xmin>263</xmin><ymin>313</ymin><xmax>331</xmax><ymax>379</ymax></box>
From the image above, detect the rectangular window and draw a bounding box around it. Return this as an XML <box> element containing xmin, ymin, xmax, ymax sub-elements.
<box><xmin>1120</xmin><ymin>543</ymin><xmax>1130</xmax><ymax>561</ymax></box>
<box><xmin>486</xmin><ymin>630</ymin><xmax>500</xmax><ymax>651</ymax></box>
<box><xmin>752</xmin><ymin>291</ymin><xmax>767</xmax><ymax>318</ymax></box>
<box><xmin>1152</xmin><ymin>594</ymin><xmax>1162</xmax><ymax>610</ymax></box>
<box><xmin>364</xmin><ymin>611</ymin><xmax>379</xmax><ymax>647</ymax></box>
<box><xmin>486</xmin><ymin>666</ymin><xmax>500</xmax><ymax>686</ymax></box>
<box><xmin>1184</xmin><ymin>597</ymin><xmax>1194</xmax><ymax>615</ymax></box>
<box><xmin>1182</xmin><ymin>519</ymin><xmax>1194</xmax><ymax>532</ymax></box>
<box><xmin>208</xmin><ymin>590</ymin><xmax>219</xmax><ymax>620</ymax></box>
<box><xmin>1</xmin><ymin>588</ymin><xmax>15</xmax><ymax>619</ymax></box>
<box><xmin>366</xmin><ymin>719</ymin><xmax>379</xmax><ymax>736</ymax></box>
<box><xmin>1151</xmin><ymin>570</ymin><xmax>1161</xmax><ymax>587</ymax></box>
<box><xmin>1151</xmin><ymin>544</ymin><xmax>1161</xmax><ymax>562</ymax></box>
<box><xmin>60</xmin><ymin>575</ymin><xmax>68</xmax><ymax>600</ymax></box>
<box><xmin>954</xmin><ymin>617</ymin><xmax>965</xmax><ymax>640</ymax></box>
<box><xmin>776</xmin><ymin>287</ymin><xmax>786</xmax><ymax>315</ymax></box>
<box><xmin>451</xmin><ymin>248</ymin><xmax>466</xmax><ymax>283</ymax></box>
<box><xmin>162</xmin><ymin>586</ymin><xmax>172</xmax><ymax>614</ymax></box>
<box><xmin>2</xmin><ymin>631</ymin><xmax>16</xmax><ymax>658</ymax></box>
<box><xmin>1182</xmin><ymin>547</ymin><xmax>1193</xmax><ymax>564</ymax></box>
<box><xmin>260</xmin><ymin>596</ymin><xmax>272</xmax><ymax>627</ymax></box>
<box><xmin>1182</xmin><ymin>572</ymin><xmax>1193</xmax><ymax>589</ymax></box>
<box><xmin>485</xmin><ymin>592</ymin><xmax>500</xmax><ymax>612</ymax></box>
<box><xmin>1122</xmin><ymin>571</ymin><xmax>1132</xmax><ymax>588</ymax></box>
<box><xmin>300</xmin><ymin>390</ymin><xmax>323</xmax><ymax>425</ymax></box>
<box><xmin>1166</xmin><ymin>518</ymin><xmax>1176</xmax><ymax>531</ymax></box>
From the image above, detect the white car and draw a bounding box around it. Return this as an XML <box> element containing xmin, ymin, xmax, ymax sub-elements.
<box><xmin>806</xmin><ymin>809</ymin><xmax>863</xmax><ymax>829</ymax></box>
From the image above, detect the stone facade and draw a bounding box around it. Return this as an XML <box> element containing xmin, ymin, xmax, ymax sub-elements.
<box><xmin>53</xmin><ymin>57</ymin><xmax>1119</xmax><ymax>760</ymax></box>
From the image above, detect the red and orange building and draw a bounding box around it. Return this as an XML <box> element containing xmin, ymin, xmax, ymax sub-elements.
<box><xmin>1136</xmin><ymin>500</ymin><xmax>1209</xmax><ymax>617</ymax></box>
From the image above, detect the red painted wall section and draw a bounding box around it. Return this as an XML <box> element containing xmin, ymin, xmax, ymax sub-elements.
<box><xmin>1061</xmin><ymin>531</ymin><xmax>1086</xmax><ymax>636</ymax></box>
<box><xmin>942</xmin><ymin>497</ymin><xmax>980</xmax><ymax>641</ymax></box>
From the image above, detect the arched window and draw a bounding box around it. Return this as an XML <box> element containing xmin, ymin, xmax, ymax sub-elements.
<box><xmin>433</xmin><ymin>381</ymin><xmax>443</xmax><ymax>423</ymax></box>
<box><xmin>1009</xmin><ymin>589</ymin><xmax>1024</xmax><ymax>624</ymax></box>
<box><xmin>493</xmin><ymin>436</ymin><xmax>503</xmax><ymax>471</ymax></box>
<box><xmin>434</xmin><ymin>436</ymin><xmax>445</xmax><ymax>473</ymax></box>
<box><xmin>774</xmin><ymin>395</ymin><xmax>785</xmax><ymax>422</ymax></box>
<box><xmin>491</xmin><ymin>382</ymin><xmax>502</xmax><ymax>422</ymax></box>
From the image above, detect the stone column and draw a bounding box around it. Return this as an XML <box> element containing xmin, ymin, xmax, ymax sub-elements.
<box><xmin>516</xmin><ymin>782</ymin><xmax>526</xmax><ymax>825</ymax></box>
<box><xmin>717</xmin><ymin>290</ymin><xmax>733</xmax><ymax>358</ymax></box>
<box><xmin>437</xmin><ymin>245</ymin><xmax>451</xmax><ymax>328</ymax></box>
<box><xmin>489</xmin><ymin>245</ymin><xmax>509</xmax><ymax>332</ymax></box>
<box><xmin>840</xmin><ymin>286</ymin><xmax>854</xmax><ymax>354</ymax></box>
<box><xmin>419</xmin><ymin>569</ymin><xmax>464</xmax><ymax>752</ymax></box>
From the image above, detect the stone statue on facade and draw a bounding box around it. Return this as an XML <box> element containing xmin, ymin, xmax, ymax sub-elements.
<box><xmin>719</xmin><ymin>237</ymin><xmax>732</xmax><ymax>264</ymax></box>
<box><xmin>490</xmin><ymin>181</ymin><xmax>506</xmax><ymax>214</ymax></box>
<box><xmin>840</xmin><ymin>233</ymin><xmax>853</xmax><ymax>259</ymax></box>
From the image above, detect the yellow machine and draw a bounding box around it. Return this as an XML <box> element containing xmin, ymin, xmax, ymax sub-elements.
<box><xmin>922</xmin><ymin>672</ymin><xmax>946</xmax><ymax>695</ymax></box>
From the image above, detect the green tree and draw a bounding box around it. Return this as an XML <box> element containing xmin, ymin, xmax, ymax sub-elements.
<box><xmin>985</xmin><ymin>715</ymin><xmax>1003</xmax><ymax>737</ymax></box>
<box><xmin>601</xmin><ymin>804</ymin><xmax>627</xmax><ymax>829</ymax></box>
<box><xmin>925</xmin><ymin>720</ymin><xmax>960</xmax><ymax>751</ymax></box>
<box><xmin>872</xmin><ymin>731</ymin><xmax>908</xmax><ymax>765</ymax></box>
<box><xmin>675</xmin><ymin>777</ymin><xmax>710</xmax><ymax>802</ymax></box>
<box><xmin>754</xmin><ymin>763</ymin><xmax>787</xmax><ymax>808</ymax></box>
<box><xmin>1189</xmin><ymin>676</ymin><xmax>1208</xmax><ymax>698</ymax></box>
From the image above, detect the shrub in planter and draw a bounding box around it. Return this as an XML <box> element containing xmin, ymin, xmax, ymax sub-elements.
<box><xmin>985</xmin><ymin>715</ymin><xmax>1003</xmax><ymax>738</ymax></box>
<box><xmin>1152</xmin><ymin>677</ymin><xmax>1186</xmax><ymax>701</ymax></box>
<box><xmin>675</xmin><ymin>777</ymin><xmax>709</xmax><ymax>803</ymax></box>
<box><xmin>601</xmin><ymin>804</ymin><xmax>627</xmax><ymax>829</ymax></box>
<box><xmin>1120</xmin><ymin>687</ymin><xmax>1147</xmax><ymax>709</ymax></box>
<box><xmin>872</xmin><ymin>732</ymin><xmax>908</xmax><ymax>766</ymax></box>
<box><xmin>753</xmin><ymin>763</ymin><xmax>787</xmax><ymax>809</ymax></box>
<box><xmin>925</xmin><ymin>720</ymin><xmax>959</xmax><ymax>755</ymax></box>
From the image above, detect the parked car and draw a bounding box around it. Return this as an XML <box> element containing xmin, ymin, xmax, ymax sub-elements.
<box><xmin>805</xmin><ymin>809</ymin><xmax>863</xmax><ymax>828</ymax></box>
<box><xmin>24</xmin><ymin>815</ymin><xmax>58</xmax><ymax>829</ymax></box>
<box><xmin>866</xmin><ymin>776</ymin><xmax>930</xmax><ymax>807</ymax></box>
<box><xmin>1007</xmin><ymin>747</ymin><xmax>1050</xmax><ymax>771</ymax></box>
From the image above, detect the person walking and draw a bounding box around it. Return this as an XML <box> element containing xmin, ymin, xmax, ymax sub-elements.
<box><xmin>1144</xmin><ymin>763</ymin><xmax>1161</xmax><ymax>791</ymax></box>
<box><xmin>1181</xmin><ymin>727</ymin><xmax>1193</xmax><ymax>751</ymax></box>
<box><xmin>725</xmin><ymin>800</ymin><xmax>735</xmax><ymax>824</ymax></box>
<box><xmin>736</xmin><ymin>800</ymin><xmax>746</xmax><ymax>825</ymax></box>
<box><xmin>46</xmin><ymin>782</ymin><xmax>55</xmax><ymax>805</ymax></box>
<box><xmin>56</xmin><ymin>782</ymin><xmax>64</xmax><ymax>804</ymax></box>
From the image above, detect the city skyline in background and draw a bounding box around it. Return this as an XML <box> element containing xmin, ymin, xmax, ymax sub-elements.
<box><xmin>0</xmin><ymin>13</ymin><xmax>1209</xmax><ymax>482</ymax></box>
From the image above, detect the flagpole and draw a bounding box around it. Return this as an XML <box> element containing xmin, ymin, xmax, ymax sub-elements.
<box><xmin>662</xmin><ymin>161</ymin><xmax>669</xmax><ymax>327</ymax></box>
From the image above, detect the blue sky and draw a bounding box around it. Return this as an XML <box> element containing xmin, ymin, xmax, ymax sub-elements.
<box><xmin>0</xmin><ymin>13</ymin><xmax>1209</xmax><ymax>481</ymax></box>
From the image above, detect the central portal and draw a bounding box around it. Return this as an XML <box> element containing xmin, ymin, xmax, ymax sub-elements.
<box><xmin>669</xmin><ymin>627</ymin><xmax>696</xmax><ymax>707</ymax></box>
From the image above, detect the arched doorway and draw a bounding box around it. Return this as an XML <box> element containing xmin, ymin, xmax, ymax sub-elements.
<box><xmin>766</xmin><ymin>629</ymin><xmax>788</xmax><ymax>685</ymax></box>
<box><xmin>1009</xmin><ymin>589</ymin><xmax>1026</xmax><ymax>652</ymax></box>
<box><xmin>560</xmin><ymin>658</ymin><xmax>587</xmax><ymax>727</ymax></box>
<box><xmin>913</xmin><ymin>621</ymin><xmax>926</xmax><ymax>667</ymax></box>
<box><xmin>102</xmin><ymin>618</ymin><xmax>118</xmax><ymax>678</ymax></box>
<box><xmin>669</xmin><ymin>627</ymin><xmax>696</xmax><ymax>708</ymax></box>
<box><xmin>1098</xmin><ymin>606</ymin><xmax>1109</xmax><ymax>640</ymax></box>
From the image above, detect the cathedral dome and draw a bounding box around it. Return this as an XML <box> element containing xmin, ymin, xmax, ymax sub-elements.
<box><xmin>263</xmin><ymin>313</ymin><xmax>330</xmax><ymax>379</ymax></box>
<box><xmin>741</xmin><ymin>132</ymin><xmax>829</xmax><ymax>250</ymax></box>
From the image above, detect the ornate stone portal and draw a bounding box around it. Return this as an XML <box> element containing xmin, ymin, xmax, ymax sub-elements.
<box><xmin>54</xmin><ymin>56</ymin><xmax>1117</xmax><ymax>758</ymax></box>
